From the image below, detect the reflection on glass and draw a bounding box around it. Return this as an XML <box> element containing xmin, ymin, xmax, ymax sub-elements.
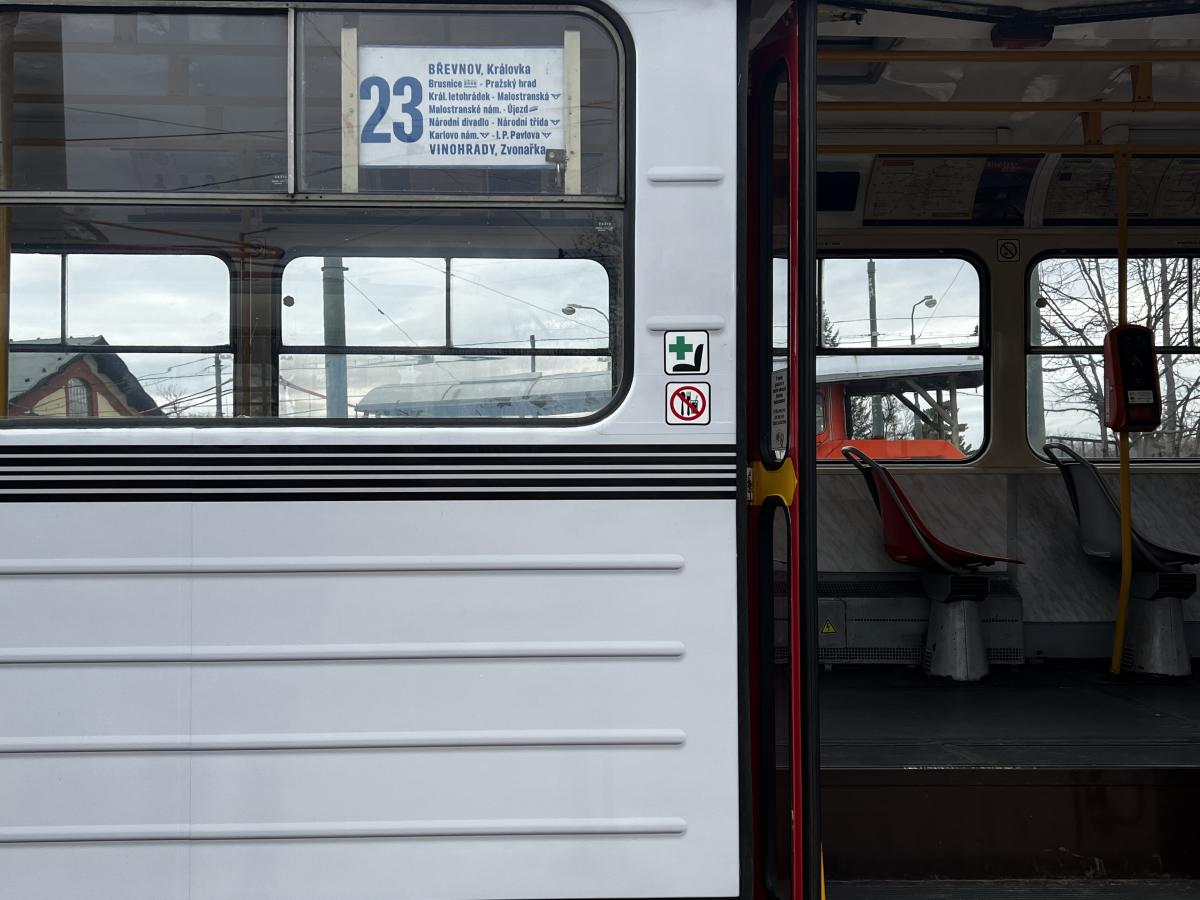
<box><xmin>281</xmin><ymin>256</ymin><xmax>610</xmax><ymax>349</ymax></box>
<box><xmin>7</xmin><ymin>11</ymin><xmax>287</xmax><ymax>192</ymax></box>
<box><xmin>3</xmin><ymin>205</ymin><xmax>622</xmax><ymax>421</ymax></box>
<box><xmin>10</xmin><ymin>252</ymin><xmax>230</xmax><ymax>347</ymax></box>
<box><xmin>820</xmin><ymin>257</ymin><xmax>980</xmax><ymax>349</ymax></box>
<box><xmin>817</xmin><ymin>353</ymin><xmax>985</xmax><ymax>460</ymax></box>
<box><xmin>279</xmin><ymin>354</ymin><xmax>612</xmax><ymax>419</ymax></box>
<box><xmin>67</xmin><ymin>255</ymin><xmax>230</xmax><ymax>345</ymax></box>
<box><xmin>9</xmin><ymin>254</ymin><xmax>62</xmax><ymax>341</ymax></box>
<box><xmin>7</xmin><ymin>350</ymin><xmax>233</xmax><ymax>418</ymax></box>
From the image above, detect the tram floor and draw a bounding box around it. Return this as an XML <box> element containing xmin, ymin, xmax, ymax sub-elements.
<box><xmin>824</xmin><ymin>881</ymin><xmax>1200</xmax><ymax>900</ymax></box>
<box><xmin>818</xmin><ymin>661</ymin><xmax>1200</xmax><ymax>769</ymax></box>
<box><xmin>814</xmin><ymin>663</ymin><xmax>1200</xmax><ymax>880</ymax></box>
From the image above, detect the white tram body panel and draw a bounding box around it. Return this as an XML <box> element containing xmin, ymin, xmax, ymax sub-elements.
<box><xmin>0</xmin><ymin>1</ymin><xmax>742</xmax><ymax>897</ymax></box>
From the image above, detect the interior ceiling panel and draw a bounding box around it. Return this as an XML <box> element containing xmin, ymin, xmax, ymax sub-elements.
<box><xmin>813</xmin><ymin>5</ymin><xmax>1200</xmax><ymax>146</ymax></box>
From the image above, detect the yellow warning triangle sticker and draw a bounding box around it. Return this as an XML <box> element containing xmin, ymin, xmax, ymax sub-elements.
<box><xmin>821</xmin><ymin>620</ymin><xmax>837</xmax><ymax>635</ymax></box>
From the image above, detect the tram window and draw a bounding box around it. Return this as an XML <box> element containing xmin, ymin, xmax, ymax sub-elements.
<box><xmin>817</xmin><ymin>256</ymin><xmax>985</xmax><ymax>461</ymax></box>
<box><xmin>8</xmin><ymin>254</ymin><xmax>61</xmax><ymax>340</ymax></box>
<box><xmin>281</xmin><ymin>257</ymin><xmax>612</xmax><ymax>351</ymax></box>
<box><xmin>69</xmin><ymin>255</ymin><xmax>230</xmax><ymax>346</ymax></box>
<box><xmin>8</xmin><ymin>350</ymin><xmax>234</xmax><ymax>419</ymax></box>
<box><xmin>819</xmin><ymin>258</ymin><xmax>981</xmax><ymax>350</ymax></box>
<box><xmin>1</xmin><ymin>11</ymin><xmax>287</xmax><ymax>192</ymax></box>
<box><xmin>3</xmin><ymin>204</ymin><xmax>624</xmax><ymax>423</ymax></box>
<box><xmin>280</xmin><ymin>354</ymin><xmax>612</xmax><ymax>419</ymax></box>
<box><xmin>8</xmin><ymin>252</ymin><xmax>230</xmax><ymax>347</ymax></box>
<box><xmin>1029</xmin><ymin>256</ymin><xmax>1200</xmax><ymax>459</ymax></box>
<box><xmin>821</xmin><ymin>354</ymin><xmax>986</xmax><ymax>460</ymax></box>
<box><xmin>298</xmin><ymin>10</ymin><xmax>622</xmax><ymax>196</ymax></box>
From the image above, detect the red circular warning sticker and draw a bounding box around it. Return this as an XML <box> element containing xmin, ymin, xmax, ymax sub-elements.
<box><xmin>666</xmin><ymin>383</ymin><xmax>710</xmax><ymax>425</ymax></box>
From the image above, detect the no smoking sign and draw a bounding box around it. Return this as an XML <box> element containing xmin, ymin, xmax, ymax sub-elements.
<box><xmin>666</xmin><ymin>382</ymin><xmax>711</xmax><ymax>426</ymax></box>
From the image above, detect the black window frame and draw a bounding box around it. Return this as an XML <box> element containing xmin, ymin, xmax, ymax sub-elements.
<box><xmin>0</xmin><ymin>1</ymin><xmax>635</xmax><ymax>428</ymax></box>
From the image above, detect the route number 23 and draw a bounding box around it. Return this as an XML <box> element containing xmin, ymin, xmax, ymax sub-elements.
<box><xmin>360</xmin><ymin>76</ymin><xmax>423</xmax><ymax>144</ymax></box>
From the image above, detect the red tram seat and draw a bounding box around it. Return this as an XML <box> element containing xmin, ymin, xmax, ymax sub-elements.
<box><xmin>842</xmin><ymin>446</ymin><xmax>1022</xmax><ymax>574</ymax></box>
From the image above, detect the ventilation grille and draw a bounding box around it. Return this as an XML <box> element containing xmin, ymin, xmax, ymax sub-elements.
<box><xmin>818</xmin><ymin>580</ymin><xmax>919</xmax><ymax>598</ymax></box>
<box><xmin>819</xmin><ymin>646</ymin><xmax>922</xmax><ymax>664</ymax></box>
<box><xmin>987</xmin><ymin>647</ymin><xmax>1023</xmax><ymax>664</ymax></box>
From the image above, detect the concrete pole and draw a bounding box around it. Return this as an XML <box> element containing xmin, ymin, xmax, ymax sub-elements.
<box><xmin>868</xmin><ymin>258</ymin><xmax>883</xmax><ymax>436</ymax></box>
<box><xmin>322</xmin><ymin>258</ymin><xmax>348</xmax><ymax>418</ymax></box>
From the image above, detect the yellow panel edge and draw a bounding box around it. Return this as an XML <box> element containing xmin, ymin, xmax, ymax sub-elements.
<box><xmin>750</xmin><ymin>460</ymin><xmax>797</xmax><ymax>507</ymax></box>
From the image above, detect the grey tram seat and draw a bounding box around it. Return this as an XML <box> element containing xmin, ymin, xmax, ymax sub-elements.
<box><xmin>1045</xmin><ymin>443</ymin><xmax>1198</xmax><ymax>676</ymax></box>
<box><xmin>843</xmin><ymin>446</ymin><xmax>1022</xmax><ymax>681</ymax></box>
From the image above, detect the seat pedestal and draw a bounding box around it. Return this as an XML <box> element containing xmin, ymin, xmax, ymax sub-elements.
<box><xmin>922</xmin><ymin>574</ymin><xmax>990</xmax><ymax>681</ymax></box>
<box><xmin>1125</xmin><ymin>574</ymin><xmax>1192</xmax><ymax>676</ymax></box>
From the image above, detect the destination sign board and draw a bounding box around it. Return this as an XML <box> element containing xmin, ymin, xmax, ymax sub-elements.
<box><xmin>357</xmin><ymin>46</ymin><xmax>565</xmax><ymax>168</ymax></box>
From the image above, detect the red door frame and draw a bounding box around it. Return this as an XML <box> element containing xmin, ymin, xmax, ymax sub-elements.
<box><xmin>746</xmin><ymin>4</ymin><xmax>821</xmax><ymax>900</ymax></box>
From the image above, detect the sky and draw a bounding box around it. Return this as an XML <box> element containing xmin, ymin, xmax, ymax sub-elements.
<box><xmin>6</xmin><ymin>249</ymin><xmax>1154</xmax><ymax>446</ymax></box>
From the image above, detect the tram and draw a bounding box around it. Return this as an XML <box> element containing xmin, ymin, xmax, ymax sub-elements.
<box><xmin>1</xmin><ymin>0</ymin><xmax>1199</xmax><ymax>899</ymax></box>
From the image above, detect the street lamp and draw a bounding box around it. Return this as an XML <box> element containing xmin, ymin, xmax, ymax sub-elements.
<box><xmin>910</xmin><ymin>294</ymin><xmax>937</xmax><ymax>345</ymax></box>
<box><xmin>562</xmin><ymin>303</ymin><xmax>610</xmax><ymax>324</ymax></box>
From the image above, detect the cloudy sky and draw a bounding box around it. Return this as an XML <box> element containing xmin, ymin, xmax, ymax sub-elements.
<box><xmin>8</xmin><ymin>249</ymin><xmax>1112</xmax><ymax>445</ymax></box>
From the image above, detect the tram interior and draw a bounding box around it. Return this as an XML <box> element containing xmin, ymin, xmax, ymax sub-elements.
<box><xmin>752</xmin><ymin>0</ymin><xmax>1200</xmax><ymax>893</ymax></box>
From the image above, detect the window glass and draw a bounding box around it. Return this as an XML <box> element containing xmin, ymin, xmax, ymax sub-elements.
<box><xmin>820</xmin><ymin>257</ymin><xmax>980</xmax><ymax>349</ymax></box>
<box><xmin>299</xmin><ymin>10</ymin><xmax>621</xmax><ymax>195</ymax></box>
<box><xmin>8</xmin><ymin>350</ymin><xmax>233</xmax><ymax>419</ymax></box>
<box><xmin>1029</xmin><ymin>257</ymin><xmax>1199</xmax><ymax>459</ymax></box>
<box><xmin>9</xmin><ymin>252</ymin><xmax>229</xmax><ymax>347</ymax></box>
<box><xmin>817</xmin><ymin>354</ymin><xmax>985</xmax><ymax>460</ymax></box>
<box><xmin>281</xmin><ymin>256</ymin><xmax>612</xmax><ymax>350</ymax></box>
<box><xmin>4</xmin><ymin>204</ymin><xmax>623</xmax><ymax>422</ymax></box>
<box><xmin>280</xmin><ymin>354</ymin><xmax>612</xmax><ymax>419</ymax></box>
<box><xmin>763</xmin><ymin>77</ymin><xmax>789</xmax><ymax>464</ymax></box>
<box><xmin>5</xmin><ymin>11</ymin><xmax>287</xmax><ymax>192</ymax></box>
<box><xmin>9</xmin><ymin>254</ymin><xmax>62</xmax><ymax>340</ymax></box>
<box><xmin>66</xmin><ymin>255</ymin><xmax>230</xmax><ymax>345</ymax></box>
<box><xmin>66</xmin><ymin>378</ymin><xmax>91</xmax><ymax>416</ymax></box>
<box><xmin>1029</xmin><ymin>352</ymin><xmax>1200</xmax><ymax>460</ymax></box>
<box><xmin>1032</xmin><ymin>257</ymin><xmax>1195</xmax><ymax>348</ymax></box>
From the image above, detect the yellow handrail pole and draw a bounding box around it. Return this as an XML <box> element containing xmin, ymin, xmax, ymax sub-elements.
<box><xmin>1110</xmin><ymin>149</ymin><xmax>1134</xmax><ymax>676</ymax></box>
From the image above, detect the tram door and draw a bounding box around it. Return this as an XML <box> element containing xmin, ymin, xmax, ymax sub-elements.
<box><xmin>747</xmin><ymin>7</ymin><xmax>820</xmax><ymax>900</ymax></box>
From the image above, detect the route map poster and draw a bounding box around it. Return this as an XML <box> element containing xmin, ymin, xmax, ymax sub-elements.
<box><xmin>356</xmin><ymin>46</ymin><xmax>564</xmax><ymax>168</ymax></box>
<box><xmin>1044</xmin><ymin>156</ymin><xmax>1200</xmax><ymax>223</ymax></box>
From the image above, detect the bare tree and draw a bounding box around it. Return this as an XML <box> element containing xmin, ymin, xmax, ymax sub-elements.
<box><xmin>1035</xmin><ymin>256</ymin><xmax>1200</xmax><ymax>457</ymax></box>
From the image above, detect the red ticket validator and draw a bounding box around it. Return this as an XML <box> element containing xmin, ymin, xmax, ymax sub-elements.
<box><xmin>1103</xmin><ymin>324</ymin><xmax>1162</xmax><ymax>433</ymax></box>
